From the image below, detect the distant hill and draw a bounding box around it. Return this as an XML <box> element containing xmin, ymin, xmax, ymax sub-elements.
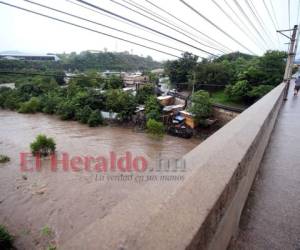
<box><xmin>0</xmin><ymin>50</ymin><xmax>162</xmax><ymax>72</ymax></box>
<box><xmin>294</xmin><ymin>58</ymin><xmax>300</xmax><ymax>64</ymax></box>
<box><xmin>58</xmin><ymin>51</ymin><xmax>161</xmax><ymax>71</ymax></box>
<box><xmin>213</xmin><ymin>51</ymin><xmax>256</xmax><ymax>62</ymax></box>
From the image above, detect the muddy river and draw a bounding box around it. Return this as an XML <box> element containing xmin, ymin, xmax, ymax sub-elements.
<box><xmin>0</xmin><ymin>110</ymin><xmax>200</xmax><ymax>249</ymax></box>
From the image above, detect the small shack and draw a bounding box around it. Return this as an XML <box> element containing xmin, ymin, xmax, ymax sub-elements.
<box><xmin>157</xmin><ymin>95</ymin><xmax>174</xmax><ymax>106</ymax></box>
<box><xmin>163</xmin><ymin>104</ymin><xmax>185</xmax><ymax>114</ymax></box>
<box><xmin>180</xmin><ymin>110</ymin><xmax>197</xmax><ymax>129</ymax></box>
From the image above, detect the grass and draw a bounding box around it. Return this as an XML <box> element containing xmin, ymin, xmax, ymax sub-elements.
<box><xmin>210</xmin><ymin>91</ymin><xmax>247</xmax><ymax>109</ymax></box>
<box><xmin>0</xmin><ymin>225</ymin><xmax>14</xmax><ymax>250</ymax></box>
<box><xmin>0</xmin><ymin>155</ymin><xmax>10</xmax><ymax>164</ymax></box>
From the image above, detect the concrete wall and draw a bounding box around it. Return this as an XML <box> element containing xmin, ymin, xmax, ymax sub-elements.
<box><xmin>62</xmin><ymin>83</ymin><xmax>285</xmax><ymax>250</ymax></box>
<box><xmin>212</xmin><ymin>106</ymin><xmax>240</xmax><ymax>125</ymax></box>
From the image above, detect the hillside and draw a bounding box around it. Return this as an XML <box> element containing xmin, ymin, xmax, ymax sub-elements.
<box><xmin>58</xmin><ymin>51</ymin><xmax>161</xmax><ymax>71</ymax></box>
<box><xmin>0</xmin><ymin>51</ymin><xmax>162</xmax><ymax>73</ymax></box>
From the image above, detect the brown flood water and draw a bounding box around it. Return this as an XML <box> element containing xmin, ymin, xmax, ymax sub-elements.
<box><xmin>0</xmin><ymin>110</ymin><xmax>200</xmax><ymax>249</ymax></box>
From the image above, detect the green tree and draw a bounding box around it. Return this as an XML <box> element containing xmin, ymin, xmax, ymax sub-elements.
<box><xmin>194</xmin><ymin>61</ymin><xmax>233</xmax><ymax>87</ymax></box>
<box><xmin>105</xmin><ymin>89</ymin><xmax>136</xmax><ymax>121</ymax></box>
<box><xmin>247</xmin><ymin>85</ymin><xmax>274</xmax><ymax>100</ymax></box>
<box><xmin>105</xmin><ymin>75</ymin><xmax>123</xmax><ymax>89</ymax></box>
<box><xmin>189</xmin><ymin>90</ymin><xmax>212</xmax><ymax>122</ymax></box>
<box><xmin>258</xmin><ymin>50</ymin><xmax>286</xmax><ymax>85</ymax></box>
<box><xmin>145</xmin><ymin>95</ymin><xmax>161</xmax><ymax>121</ymax></box>
<box><xmin>136</xmin><ymin>83</ymin><xmax>155</xmax><ymax>104</ymax></box>
<box><xmin>165</xmin><ymin>52</ymin><xmax>198</xmax><ymax>83</ymax></box>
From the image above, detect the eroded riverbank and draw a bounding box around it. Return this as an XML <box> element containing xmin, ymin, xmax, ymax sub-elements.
<box><xmin>0</xmin><ymin>110</ymin><xmax>200</xmax><ymax>249</ymax></box>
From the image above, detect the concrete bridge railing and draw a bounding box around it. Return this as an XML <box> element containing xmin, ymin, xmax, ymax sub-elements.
<box><xmin>62</xmin><ymin>83</ymin><xmax>285</xmax><ymax>250</ymax></box>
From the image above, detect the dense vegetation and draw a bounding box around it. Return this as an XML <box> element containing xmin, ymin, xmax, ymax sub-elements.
<box><xmin>0</xmin><ymin>71</ymin><xmax>163</xmax><ymax>131</ymax></box>
<box><xmin>165</xmin><ymin>51</ymin><xmax>287</xmax><ymax>104</ymax></box>
<box><xmin>0</xmin><ymin>51</ymin><xmax>161</xmax><ymax>83</ymax></box>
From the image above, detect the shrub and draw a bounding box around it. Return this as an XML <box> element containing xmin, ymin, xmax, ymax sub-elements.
<box><xmin>18</xmin><ymin>97</ymin><xmax>41</xmax><ymax>113</ymax></box>
<box><xmin>87</xmin><ymin>110</ymin><xmax>103</xmax><ymax>127</ymax></box>
<box><xmin>188</xmin><ymin>90</ymin><xmax>212</xmax><ymax>122</ymax></box>
<box><xmin>0</xmin><ymin>225</ymin><xmax>14</xmax><ymax>250</ymax></box>
<box><xmin>146</xmin><ymin>118</ymin><xmax>165</xmax><ymax>137</ymax></box>
<box><xmin>30</xmin><ymin>134</ymin><xmax>56</xmax><ymax>156</ymax></box>
<box><xmin>0</xmin><ymin>155</ymin><xmax>10</xmax><ymax>163</ymax></box>
<box><xmin>3</xmin><ymin>91</ymin><xmax>21</xmax><ymax>110</ymax></box>
<box><xmin>56</xmin><ymin>100</ymin><xmax>76</xmax><ymax>120</ymax></box>
<box><xmin>75</xmin><ymin>105</ymin><xmax>93</xmax><ymax>124</ymax></box>
<box><xmin>42</xmin><ymin>92</ymin><xmax>62</xmax><ymax>114</ymax></box>
<box><xmin>0</xmin><ymin>87</ymin><xmax>12</xmax><ymax>108</ymax></box>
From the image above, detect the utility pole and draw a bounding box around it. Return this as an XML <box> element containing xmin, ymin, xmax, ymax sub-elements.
<box><xmin>278</xmin><ymin>25</ymin><xmax>299</xmax><ymax>100</ymax></box>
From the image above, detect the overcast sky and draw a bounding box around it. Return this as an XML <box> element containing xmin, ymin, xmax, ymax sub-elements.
<box><xmin>0</xmin><ymin>0</ymin><xmax>299</xmax><ymax>61</ymax></box>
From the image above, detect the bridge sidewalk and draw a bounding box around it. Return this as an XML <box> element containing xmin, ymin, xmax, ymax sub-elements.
<box><xmin>229</xmin><ymin>80</ymin><xmax>300</xmax><ymax>250</ymax></box>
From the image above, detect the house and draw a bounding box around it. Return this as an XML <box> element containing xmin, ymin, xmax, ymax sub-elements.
<box><xmin>102</xmin><ymin>70</ymin><xmax>122</xmax><ymax>78</ymax></box>
<box><xmin>122</xmin><ymin>73</ymin><xmax>149</xmax><ymax>88</ymax></box>
<box><xmin>151</xmin><ymin>68</ymin><xmax>164</xmax><ymax>76</ymax></box>
<box><xmin>157</xmin><ymin>95</ymin><xmax>174</xmax><ymax>106</ymax></box>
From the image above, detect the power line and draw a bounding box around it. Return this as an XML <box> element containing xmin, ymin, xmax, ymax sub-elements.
<box><xmin>248</xmin><ymin>0</ymin><xmax>281</xmax><ymax>48</ymax></box>
<box><xmin>232</xmin><ymin>0</ymin><xmax>269</xmax><ymax>49</ymax></box>
<box><xmin>211</xmin><ymin>0</ymin><xmax>260</xmax><ymax>51</ymax></box>
<box><xmin>244</xmin><ymin>0</ymin><xmax>276</xmax><ymax>48</ymax></box>
<box><xmin>179</xmin><ymin>0</ymin><xmax>257</xmax><ymax>54</ymax></box>
<box><xmin>223</xmin><ymin>0</ymin><xmax>267</xmax><ymax>52</ymax></box>
<box><xmin>262</xmin><ymin>0</ymin><xmax>283</xmax><ymax>48</ymax></box>
<box><xmin>120</xmin><ymin>0</ymin><xmax>197</xmax><ymax>39</ymax></box>
<box><xmin>0</xmin><ymin>1</ymin><xmax>181</xmax><ymax>58</ymax></box>
<box><xmin>117</xmin><ymin>0</ymin><xmax>227</xmax><ymax>54</ymax></box>
<box><xmin>145</xmin><ymin>0</ymin><xmax>232</xmax><ymax>53</ymax></box>
<box><xmin>268</xmin><ymin>0</ymin><xmax>280</xmax><ymax>28</ymax></box>
<box><xmin>297</xmin><ymin>0</ymin><xmax>300</xmax><ymax>24</ymax></box>
<box><xmin>75</xmin><ymin>0</ymin><xmax>217</xmax><ymax>57</ymax></box>
<box><xmin>288</xmin><ymin>0</ymin><xmax>291</xmax><ymax>31</ymax></box>
<box><xmin>109</xmin><ymin>0</ymin><xmax>224</xmax><ymax>54</ymax></box>
<box><xmin>66</xmin><ymin>0</ymin><xmax>158</xmax><ymax>36</ymax></box>
<box><xmin>23</xmin><ymin>0</ymin><xmax>186</xmax><ymax>54</ymax></box>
